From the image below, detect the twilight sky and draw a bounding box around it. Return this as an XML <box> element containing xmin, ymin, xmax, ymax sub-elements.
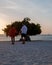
<box><xmin>0</xmin><ymin>0</ymin><xmax>52</xmax><ymax>34</ymax></box>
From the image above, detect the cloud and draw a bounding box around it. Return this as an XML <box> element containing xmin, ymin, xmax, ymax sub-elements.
<box><xmin>0</xmin><ymin>0</ymin><xmax>52</xmax><ymax>34</ymax></box>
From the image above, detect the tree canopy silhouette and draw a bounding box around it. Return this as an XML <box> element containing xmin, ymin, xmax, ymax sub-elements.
<box><xmin>3</xmin><ymin>17</ymin><xmax>42</xmax><ymax>36</ymax></box>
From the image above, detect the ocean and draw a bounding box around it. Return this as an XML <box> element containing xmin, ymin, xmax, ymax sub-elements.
<box><xmin>0</xmin><ymin>34</ymin><xmax>52</xmax><ymax>41</ymax></box>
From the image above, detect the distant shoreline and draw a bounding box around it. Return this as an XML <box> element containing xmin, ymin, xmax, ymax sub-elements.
<box><xmin>0</xmin><ymin>34</ymin><xmax>52</xmax><ymax>41</ymax></box>
<box><xmin>0</xmin><ymin>40</ymin><xmax>52</xmax><ymax>42</ymax></box>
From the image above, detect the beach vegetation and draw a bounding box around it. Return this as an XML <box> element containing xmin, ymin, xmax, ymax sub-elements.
<box><xmin>3</xmin><ymin>17</ymin><xmax>41</xmax><ymax>36</ymax></box>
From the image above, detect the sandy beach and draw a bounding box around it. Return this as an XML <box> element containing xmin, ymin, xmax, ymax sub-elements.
<box><xmin>0</xmin><ymin>41</ymin><xmax>52</xmax><ymax>65</ymax></box>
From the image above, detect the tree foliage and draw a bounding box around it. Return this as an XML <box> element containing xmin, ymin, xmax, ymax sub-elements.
<box><xmin>3</xmin><ymin>17</ymin><xmax>42</xmax><ymax>36</ymax></box>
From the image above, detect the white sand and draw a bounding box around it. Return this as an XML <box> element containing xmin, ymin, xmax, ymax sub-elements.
<box><xmin>0</xmin><ymin>41</ymin><xmax>52</xmax><ymax>65</ymax></box>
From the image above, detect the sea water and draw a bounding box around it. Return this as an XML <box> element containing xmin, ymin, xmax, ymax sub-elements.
<box><xmin>0</xmin><ymin>34</ymin><xmax>52</xmax><ymax>41</ymax></box>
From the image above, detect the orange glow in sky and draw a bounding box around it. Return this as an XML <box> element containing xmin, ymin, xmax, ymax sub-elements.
<box><xmin>0</xmin><ymin>0</ymin><xmax>52</xmax><ymax>34</ymax></box>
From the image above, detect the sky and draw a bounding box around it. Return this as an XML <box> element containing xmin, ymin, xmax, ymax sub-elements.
<box><xmin>0</xmin><ymin>0</ymin><xmax>52</xmax><ymax>34</ymax></box>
